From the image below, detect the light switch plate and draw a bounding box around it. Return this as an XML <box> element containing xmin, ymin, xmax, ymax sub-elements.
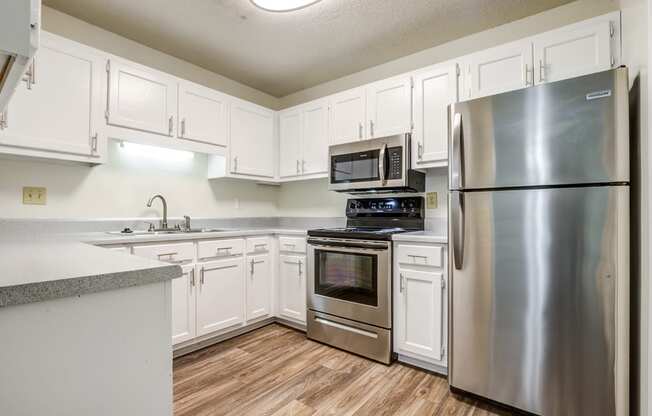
<box><xmin>23</xmin><ymin>186</ymin><xmax>47</xmax><ymax>205</ymax></box>
<box><xmin>426</xmin><ymin>192</ymin><xmax>437</xmax><ymax>209</ymax></box>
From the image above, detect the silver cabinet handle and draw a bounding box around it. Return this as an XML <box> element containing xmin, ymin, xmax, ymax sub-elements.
<box><xmin>190</xmin><ymin>268</ymin><xmax>195</xmax><ymax>287</ymax></box>
<box><xmin>233</xmin><ymin>156</ymin><xmax>238</xmax><ymax>172</ymax></box>
<box><xmin>200</xmin><ymin>267</ymin><xmax>205</xmax><ymax>285</ymax></box>
<box><xmin>22</xmin><ymin>58</ymin><xmax>35</xmax><ymax>89</ymax></box>
<box><xmin>539</xmin><ymin>59</ymin><xmax>545</xmax><ymax>83</ymax></box>
<box><xmin>180</xmin><ymin>118</ymin><xmax>186</xmax><ymax>137</ymax></box>
<box><xmin>417</xmin><ymin>142</ymin><xmax>423</xmax><ymax>160</ymax></box>
<box><xmin>358</xmin><ymin>122</ymin><xmax>363</xmax><ymax>139</ymax></box>
<box><xmin>302</xmin><ymin>159</ymin><xmax>306</xmax><ymax>174</ymax></box>
<box><xmin>296</xmin><ymin>159</ymin><xmax>300</xmax><ymax>174</ymax></box>
<box><xmin>298</xmin><ymin>260</ymin><xmax>303</xmax><ymax>276</ymax></box>
<box><xmin>399</xmin><ymin>273</ymin><xmax>405</xmax><ymax>292</ymax></box>
<box><xmin>157</xmin><ymin>252</ymin><xmax>178</xmax><ymax>258</ymax></box>
<box><xmin>379</xmin><ymin>143</ymin><xmax>387</xmax><ymax>185</ymax></box>
<box><xmin>250</xmin><ymin>259</ymin><xmax>254</xmax><ymax>276</ymax></box>
<box><xmin>451</xmin><ymin>191</ymin><xmax>465</xmax><ymax>270</ymax></box>
<box><xmin>31</xmin><ymin>57</ymin><xmax>36</xmax><ymax>86</ymax></box>
<box><xmin>451</xmin><ymin>111</ymin><xmax>464</xmax><ymax>189</ymax></box>
<box><xmin>90</xmin><ymin>132</ymin><xmax>98</xmax><ymax>153</ymax></box>
<box><xmin>168</xmin><ymin>116</ymin><xmax>174</xmax><ymax>136</ymax></box>
<box><xmin>0</xmin><ymin>110</ymin><xmax>8</xmax><ymax>130</ymax></box>
<box><xmin>369</xmin><ymin>120</ymin><xmax>374</xmax><ymax>138</ymax></box>
<box><xmin>524</xmin><ymin>64</ymin><xmax>531</xmax><ymax>86</ymax></box>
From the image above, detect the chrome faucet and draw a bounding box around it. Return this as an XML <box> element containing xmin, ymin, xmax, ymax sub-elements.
<box><xmin>146</xmin><ymin>194</ymin><xmax>169</xmax><ymax>230</ymax></box>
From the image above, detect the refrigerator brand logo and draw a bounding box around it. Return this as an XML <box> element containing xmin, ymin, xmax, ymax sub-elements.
<box><xmin>586</xmin><ymin>90</ymin><xmax>612</xmax><ymax>101</ymax></box>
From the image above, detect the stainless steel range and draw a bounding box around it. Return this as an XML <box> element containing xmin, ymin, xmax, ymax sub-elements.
<box><xmin>306</xmin><ymin>196</ymin><xmax>424</xmax><ymax>364</ymax></box>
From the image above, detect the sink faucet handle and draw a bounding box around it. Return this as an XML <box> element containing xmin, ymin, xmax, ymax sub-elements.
<box><xmin>144</xmin><ymin>221</ymin><xmax>155</xmax><ymax>232</ymax></box>
<box><xmin>184</xmin><ymin>215</ymin><xmax>191</xmax><ymax>231</ymax></box>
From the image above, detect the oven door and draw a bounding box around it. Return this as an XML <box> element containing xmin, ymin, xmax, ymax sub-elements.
<box><xmin>307</xmin><ymin>237</ymin><xmax>391</xmax><ymax>329</ymax></box>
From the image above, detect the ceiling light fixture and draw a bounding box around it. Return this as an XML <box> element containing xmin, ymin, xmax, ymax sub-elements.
<box><xmin>250</xmin><ymin>0</ymin><xmax>322</xmax><ymax>12</ymax></box>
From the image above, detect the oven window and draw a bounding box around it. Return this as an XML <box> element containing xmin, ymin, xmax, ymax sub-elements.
<box><xmin>314</xmin><ymin>250</ymin><xmax>378</xmax><ymax>306</ymax></box>
<box><xmin>331</xmin><ymin>150</ymin><xmax>380</xmax><ymax>183</ymax></box>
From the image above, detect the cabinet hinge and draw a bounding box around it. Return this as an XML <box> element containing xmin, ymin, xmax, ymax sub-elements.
<box><xmin>609</xmin><ymin>21</ymin><xmax>615</xmax><ymax>38</ymax></box>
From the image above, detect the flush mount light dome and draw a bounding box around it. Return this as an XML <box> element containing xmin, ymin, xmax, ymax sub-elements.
<box><xmin>251</xmin><ymin>0</ymin><xmax>322</xmax><ymax>12</ymax></box>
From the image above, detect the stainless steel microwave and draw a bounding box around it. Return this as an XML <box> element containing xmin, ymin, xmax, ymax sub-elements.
<box><xmin>328</xmin><ymin>134</ymin><xmax>425</xmax><ymax>194</ymax></box>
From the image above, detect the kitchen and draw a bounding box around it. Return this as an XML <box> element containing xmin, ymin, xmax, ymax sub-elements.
<box><xmin>0</xmin><ymin>0</ymin><xmax>648</xmax><ymax>415</ymax></box>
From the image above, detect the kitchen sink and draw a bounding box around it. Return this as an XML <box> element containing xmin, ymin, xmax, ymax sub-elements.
<box><xmin>106</xmin><ymin>228</ymin><xmax>234</xmax><ymax>236</ymax></box>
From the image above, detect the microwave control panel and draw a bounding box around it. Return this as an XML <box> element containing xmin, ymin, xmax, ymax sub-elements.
<box><xmin>387</xmin><ymin>146</ymin><xmax>403</xmax><ymax>179</ymax></box>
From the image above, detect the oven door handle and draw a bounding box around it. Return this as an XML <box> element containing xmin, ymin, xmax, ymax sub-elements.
<box><xmin>308</xmin><ymin>241</ymin><xmax>389</xmax><ymax>252</ymax></box>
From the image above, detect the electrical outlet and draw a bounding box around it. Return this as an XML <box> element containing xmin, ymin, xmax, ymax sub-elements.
<box><xmin>426</xmin><ymin>192</ymin><xmax>437</xmax><ymax>209</ymax></box>
<box><xmin>23</xmin><ymin>186</ymin><xmax>47</xmax><ymax>205</ymax></box>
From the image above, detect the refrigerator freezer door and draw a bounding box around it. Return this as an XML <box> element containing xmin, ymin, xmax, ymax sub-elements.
<box><xmin>449</xmin><ymin>67</ymin><xmax>629</xmax><ymax>190</ymax></box>
<box><xmin>449</xmin><ymin>186</ymin><xmax>628</xmax><ymax>415</ymax></box>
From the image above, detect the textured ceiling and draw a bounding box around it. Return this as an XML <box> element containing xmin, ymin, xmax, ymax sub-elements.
<box><xmin>43</xmin><ymin>0</ymin><xmax>574</xmax><ymax>97</ymax></box>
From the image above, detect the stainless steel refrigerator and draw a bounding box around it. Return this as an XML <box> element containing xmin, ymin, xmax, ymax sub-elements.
<box><xmin>448</xmin><ymin>67</ymin><xmax>630</xmax><ymax>416</ymax></box>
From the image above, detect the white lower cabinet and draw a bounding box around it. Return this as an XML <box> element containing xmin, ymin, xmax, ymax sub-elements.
<box><xmin>172</xmin><ymin>264</ymin><xmax>197</xmax><ymax>344</ymax></box>
<box><xmin>278</xmin><ymin>254</ymin><xmax>307</xmax><ymax>324</ymax></box>
<box><xmin>394</xmin><ymin>242</ymin><xmax>448</xmax><ymax>372</ymax></box>
<box><xmin>246</xmin><ymin>253</ymin><xmax>271</xmax><ymax>321</ymax></box>
<box><xmin>197</xmin><ymin>258</ymin><xmax>245</xmax><ymax>336</ymax></box>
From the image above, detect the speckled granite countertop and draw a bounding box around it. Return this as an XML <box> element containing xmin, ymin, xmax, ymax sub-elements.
<box><xmin>0</xmin><ymin>237</ymin><xmax>181</xmax><ymax>308</ymax></box>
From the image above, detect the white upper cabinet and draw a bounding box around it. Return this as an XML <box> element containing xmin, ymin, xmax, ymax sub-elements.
<box><xmin>278</xmin><ymin>98</ymin><xmax>329</xmax><ymax>179</ymax></box>
<box><xmin>466</xmin><ymin>39</ymin><xmax>533</xmax><ymax>99</ymax></box>
<box><xmin>197</xmin><ymin>258</ymin><xmax>245</xmax><ymax>336</ymax></box>
<box><xmin>366</xmin><ymin>75</ymin><xmax>412</xmax><ymax>138</ymax></box>
<box><xmin>301</xmin><ymin>99</ymin><xmax>329</xmax><ymax>175</ymax></box>
<box><xmin>229</xmin><ymin>99</ymin><xmax>275</xmax><ymax>178</ymax></box>
<box><xmin>533</xmin><ymin>17</ymin><xmax>614</xmax><ymax>85</ymax></box>
<box><xmin>246</xmin><ymin>254</ymin><xmax>271</xmax><ymax>322</ymax></box>
<box><xmin>329</xmin><ymin>87</ymin><xmax>366</xmax><ymax>145</ymax></box>
<box><xmin>172</xmin><ymin>264</ymin><xmax>197</xmax><ymax>345</ymax></box>
<box><xmin>107</xmin><ymin>58</ymin><xmax>177</xmax><ymax>137</ymax></box>
<box><xmin>0</xmin><ymin>32</ymin><xmax>105</xmax><ymax>162</ymax></box>
<box><xmin>412</xmin><ymin>62</ymin><xmax>459</xmax><ymax>168</ymax></box>
<box><xmin>279</xmin><ymin>106</ymin><xmax>303</xmax><ymax>178</ymax></box>
<box><xmin>178</xmin><ymin>81</ymin><xmax>228</xmax><ymax>147</ymax></box>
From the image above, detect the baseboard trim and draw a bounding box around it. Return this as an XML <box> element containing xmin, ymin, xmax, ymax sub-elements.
<box><xmin>173</xmin><ymin>317</ymin><xmax>305</xmax><ymax>358</ymax></box>
<box><xmin>397</xmin><ymin>354</ymin><xmax>448</xmax><ymax>376</ymax></box>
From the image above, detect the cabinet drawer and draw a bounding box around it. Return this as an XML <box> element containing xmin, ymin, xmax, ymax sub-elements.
<box><xmin>397</xmin><ymin>244</ymin><xmax>443</xmax><ymax>267</ymax></box>
<box><xmin>198</xmin><ymin>238</ymin><xmax>244</xmax><ymax>260</ymax></box>
<box><xmin>246</xmin><ymin>237</ymin><xmax>271</xmax><ymax>254</ymax></box>
<box><xmin>133</xmin><ymin>242</ymin><xmax>194</xmax><ymax>264</ymax></box>
<box><xmin>278</xmin><ymin>236</ymin><xmax>306</xmax><ymax>253</ymax></box>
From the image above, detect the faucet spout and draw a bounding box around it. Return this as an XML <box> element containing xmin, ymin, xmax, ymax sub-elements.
<box><xmin>146</xmin><ymin>194</ymin><xmax>168</xmax><ymax>230</ymax></box>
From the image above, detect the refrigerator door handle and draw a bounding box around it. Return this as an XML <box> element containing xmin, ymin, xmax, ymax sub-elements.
<box><xmin>451</xmin><ymin>112</ymin><xmax>464</xmax><ymax>189</ymax></box>
<box><xmin>452</xmin><ymin>191</ymin><xmax>465</xmax><ymax>270</ymax></box>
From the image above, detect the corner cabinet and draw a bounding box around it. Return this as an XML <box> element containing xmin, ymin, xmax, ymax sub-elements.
<box><xmin>0</xmin><ymin>32</ymin><xmax>106</xmax><ymax>163</ymax></box>
<box><xmin>229</xmin><ymin>99</ymin><xmax>275</xmax><ymax>179</ymax></box>
<box><xmin>412</xmin><ymin>61</ymin><xmax>459</xmax><ymax>169</ymax></box>
<box><xmin>106</xmin><ymin>58</ymin><xmax>178</xmax><ymax>137</ymax></box>
<box><xmin>394</xmin><ymin>241</ymin><xmax>448</xmax><ymax>373</ymax></box>
<box><xmin>278</xmin><ymin>98</ymin><xmax>329</xmax><ymax>179</ymax></box>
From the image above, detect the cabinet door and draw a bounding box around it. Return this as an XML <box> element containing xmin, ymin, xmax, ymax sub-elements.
<box><xmin>0</xmin><ymin>33</ymin><xmax>104</xmax><ymax>159</ymax></box>
<box><xmin>178</xmin><ymin>81</ymin><xmax>228</xmax><ymax>147</ymax></box>
<box><xmin>197</xmin><ymin>258</ymin><xmax>245</xmax><ymax>336</ymax></box>
<box><xmin>412</xmin><ymin>63</ymin><xmax>458</xmax><ymax>167</ymax></box>
<box><xmin>278</xmin><ymin>255</ymin><xmax>306</xmax><ymax>323</ymax></box>
<box><xmin>396</xmin><ymin>269</ymin><xmax>445</xmax><ymax>361</ymax></box>
<box><xmin>467</xmin><ymin>39</ymin><xmax>533</xmax><ymax>99</ymax></box>
<box><xmin>329</xmin><ymin>88</ymin><xmax>366</xmax><ymax>145</ymax></box>
<box><xmin>246</xmin><ymin>254</ymin><xmax>271</xmax><ymax>321</ymax></box>
<box><xmin>172</xmin><ymin>264</ymin><xmax>197</xmax><ymax>345</ymax></box>
<box><xmin>107</xmin><ymin>58</ymin><xmax>177</xmax><ymax>137</ymax></box>
<box><xmin>301</xmin><ymin>99</ymin><xmax>329</xmax><ymax>175</ymax></box>
<box><xmin>230</xmin><ymin>99</ymin><xmax>275</xmax><ymax>178</ymax></box>
<box><xmin>279</xmin><ymin>107</ymin><xmax>303</xmax><ymax>178</ymax></box>
<box><xmin>533</xmin><ymin>20</ymin><xmax>612</xmax><ymax>85</ymax></box>
<box><xmin>366</xmin><ymin>76</ymin><xmax>412</xmax><ymax>138</ymax></box>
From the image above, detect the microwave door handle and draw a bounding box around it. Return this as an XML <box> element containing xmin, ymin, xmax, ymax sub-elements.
<box><xmin>379</xmin><ymin>143</ymin><xmax>387</xmax><ymax>185</ymax></box>
<box><xmin>451</xmin><ymin>191</ymin><xmax>465</xmax><ymax>270</ymax></box>
<box><xmin>451</xmin><ymin>111</ymin><xmax>464</xmax><ymax>189</ymax></box>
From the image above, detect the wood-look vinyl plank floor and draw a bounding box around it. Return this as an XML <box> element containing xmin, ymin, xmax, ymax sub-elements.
<box><xmin>173</xmin><ymin>324</ymin><xmax>514</xmax><ymax>416</ymax></box>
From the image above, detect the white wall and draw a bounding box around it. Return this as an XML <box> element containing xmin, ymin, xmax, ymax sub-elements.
<box><xmin>0</xmin><ymin>142</ymin><xmax>278</xmax><ymax>219</ymax></box>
